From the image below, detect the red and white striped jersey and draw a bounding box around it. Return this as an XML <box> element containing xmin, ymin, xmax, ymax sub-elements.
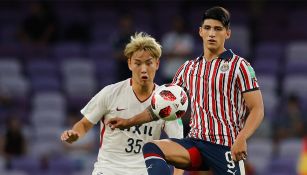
<box><xmin>172</xmin><ymin>49</ymin><xmax>259</xmax><ymax>147</ymax></box>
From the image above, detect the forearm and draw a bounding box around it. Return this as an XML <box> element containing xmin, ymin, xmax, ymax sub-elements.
<box><xmin>127</xmin><ymin>106</ymin><xmax>158</xmax><ymax>127</ymax></box>
<box><xmin>238</xmin><ymin>107</ymin><xmax>264</xmax><ymax>139</ymax></box>
<box><xmin>71</xmin><ymin>120</ymin><xmax>91</xmax><ymax>138</ymax></box>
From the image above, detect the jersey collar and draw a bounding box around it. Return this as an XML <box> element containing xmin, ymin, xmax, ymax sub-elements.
<box><xmin>197</xmin><ymin>49</ymin><xmax>234</xmax><ymax>62</ymax></box>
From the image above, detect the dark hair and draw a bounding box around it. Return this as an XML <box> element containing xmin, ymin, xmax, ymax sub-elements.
<box><xmin>202</xmin><ymin>6</ymin><xmax>230</xmax><ymax>28</ymax></box>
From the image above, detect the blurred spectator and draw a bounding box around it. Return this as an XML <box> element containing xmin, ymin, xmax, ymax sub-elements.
<box><xmin>161</xmin><ymin>16</ymin><xmax>194</xmax><ymax>83</ymax></box>
<box><xmin>273</xmin><ymin>94</ymin><xmax>306</xmax><ymax>141</ymax></box>
<box><xmin>0</xmin><ymin>90</ymin><xmax>13</xmax><ymax>125</ymax></box>
<box><xmin>18</xmin><ymin>2</ymin><xmax>58</xmax><ymax>44</ymax></box>
<box><xmin>3</xmin><ymin>117</ymin><xmax>26</xmax><ymax>157</ymax></box>
<box><xmin>111</xmin><ymin>14</ymin><xmax>135</xmax><ymax>81</ymax></box>
<box><xmin>64</xmin><ymin>21</ymin><xmax>90</xmax><ymax>43</ymax></box>
<box><xmin>1</xmin><ymin>116</ymin><xmax>27</xmax><ymax>169</ymax></box>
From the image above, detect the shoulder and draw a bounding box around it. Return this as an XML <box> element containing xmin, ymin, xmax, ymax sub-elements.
<box><xmin>183</xmin><ymin>56</ymin><xmax>200</xmax><ymax>66</ymax></box>
<box><xmin>176</xmin><ymin>56</ymin><xmax>200</xmax><ymax>74</ymax></box>
<box><xmin>227</xmin><ymin>52</ymin><xmax>251</xmax><ymax>66</ymax></box>
<box><xmin>96</xmin><ymin>79</ymin><xmax>129</xmax><ymax>98</ymax></box>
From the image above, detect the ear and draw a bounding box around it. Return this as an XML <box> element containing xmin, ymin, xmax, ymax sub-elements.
<box><xmin>127</xmin><ymin>58</ymin><xmax>132</xmax><ymax>71</ymax></box>
<box><xmin>226</xmin><ymin>29</ymin><xmax>231</xmax><ymax>39</ymax></box>
<box><xmin>199</xmin><ymin>26</ymin><xmax>203</xmax><ymax>37</ymax></box>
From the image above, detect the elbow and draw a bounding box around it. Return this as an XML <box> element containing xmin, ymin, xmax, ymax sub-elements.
<box><xmin>260</xmin><ymin>110</ymin><xmax>264</xmax><ymax>121</ymax></box>
<box><xmin>259</xmin><ymin>106</ymin><xmax>265</xmax><ymax>121</ymax></box>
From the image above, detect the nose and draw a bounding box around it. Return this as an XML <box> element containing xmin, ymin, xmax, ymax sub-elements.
<box><xmin>208</xmin><ymin>28</ymin><xmax>215</xmax><ymax>38</ymax></box>
<box><xmin>141</xmin><ymin>64</ymin><xmax>147</xmax><ymax>73</ymax></box>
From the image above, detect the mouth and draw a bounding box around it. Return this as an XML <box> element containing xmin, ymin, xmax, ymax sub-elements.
<box><xmin>141</xmin><ymin>76</ymin><xmax>148</xmax><ymax>80</ymax></box>
<box><xmin>208</xmin><ymin>39</ymin><xmax>216</xmax><ymax>43</ymax></box>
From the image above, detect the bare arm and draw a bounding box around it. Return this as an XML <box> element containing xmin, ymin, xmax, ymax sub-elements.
<box><xmin>173</xmin><ymin>168</ymin><xmax>185</xmax><ymax>175</ymax></box>
<box><xmin>240</xmin><ymin>90</ymin><xmax>264</xmax><ymax>139</ymax></box>
<box><xmin>60</xmin><ymin>117</ymin><xmax>94</xmax><ymax>143</ymax></box>
<box><xmin>107</xmin><ymin>106</ymin><xmax>158</xmax><ymax>130</ymax></box>
<box><xmin>231</xmin><ymin>90</ymin><xmax>264</xmax><ymax>161</ymax></box>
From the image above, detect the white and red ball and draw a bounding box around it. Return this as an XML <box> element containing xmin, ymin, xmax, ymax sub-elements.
<box><xmin>151</xmin><ymin>84</ymin><xmax>188</xmax><ymax>121</ymax></box>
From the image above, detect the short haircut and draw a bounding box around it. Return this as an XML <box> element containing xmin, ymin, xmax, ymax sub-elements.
<box><xmin>202</xmin><ymin>6</ymin><xmax>231</xmax><ymax>28</ymax></box>
<box><xmin>124</xmin><ymin>32</ymin><xmax>162</xmax><ymax>60</ymax></box>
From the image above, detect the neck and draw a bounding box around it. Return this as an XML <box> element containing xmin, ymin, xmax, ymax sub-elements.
<box><xmin>131</xmin><ymin>80</ymin><xmax>155</xmax><ymax>100</ymax></box>
<box><xmin>203</xmin><ymin>47</ymin><xmax>226</xmax><ymax>61</ymax></box>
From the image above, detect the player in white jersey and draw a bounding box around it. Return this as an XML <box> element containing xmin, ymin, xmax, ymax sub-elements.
<box><xmin>60</xmin><ymin>32</ymin><xmax>184</xmax><ymax>175</ymax></box>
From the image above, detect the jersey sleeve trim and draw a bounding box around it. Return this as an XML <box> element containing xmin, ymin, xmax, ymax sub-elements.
<box><xmin>242</xmin><ymin>87</ymin><xmax>260</xmax><ymax>94</ymax></box>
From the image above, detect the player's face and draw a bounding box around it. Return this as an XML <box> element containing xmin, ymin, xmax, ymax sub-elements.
<box><xmin>199</xmin><ymin>19</ymin><xmax>231</xmax><ymax>52</ymax></box>
<box><xmin>128</xmin><ymin>50</ymin><xmax>159</xmax><ymax>86</ymax></box>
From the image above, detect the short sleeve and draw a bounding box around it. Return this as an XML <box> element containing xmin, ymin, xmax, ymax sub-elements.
<box><xmin>236</xmin><ymin>59</ymin><xmax>259</xmax><ymax>93</ymax></box>
<box><xmin>80</xmin><ymin>88</ymin><xmax>109</xmax><ymax>124</ymax></box>
<box><xmin>172</xmin><ymin>61</ymin><xmax>189</xmax><ymax>89</ymax></box>
<box><xmin>163</xmin><ymin>119</ymin><xmax>184</xmax><ymax>139</ymax></box>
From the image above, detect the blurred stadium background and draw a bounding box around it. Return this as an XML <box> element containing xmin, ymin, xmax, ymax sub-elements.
<box><xmin>0</xmin><ymin>0</ymin><xmax>307</xmax><ymax>175</ymax></box>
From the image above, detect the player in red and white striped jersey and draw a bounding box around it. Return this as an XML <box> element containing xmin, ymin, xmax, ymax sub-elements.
<box><xmin>173</xmin><ymin>49</ymin><xmax>258</xmax><ymax>147</ymax></box>
<box><xmin>108</xmin><ymin>6</ymin><xmax>264</xmax><ymax>175</ymax></box>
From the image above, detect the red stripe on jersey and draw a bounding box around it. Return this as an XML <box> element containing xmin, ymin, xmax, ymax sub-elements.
<box><xmin>172</xmin><ymin>62</ymin><xmax>186</xmax><ymax>86</ymax></box>
<box><xmin>227</xmin><ymin>56</ymin><xmax>240</xmax><ymax>144</ymax></box>
<box><xmin>182</xmin><ymin>61</ymin><xmax>193</xmax><ymax>91</ymax></box>
<box><xmin>172</xmin><ymin>61</ymin><xmax>185</xmax><ymax>83</ymax></box>
<box><xmin>182</xmin><ymin>61</ymin><xmax>195</xmax><ymax>129</ymax></box>
<box><xmin>233</xmin><ymin>85</ymin><xmax>239</xmax><ymax>123</ymax></box>
<box><xmin>219</xmin><ymin>73</ymin><xmax>231</xmax><ymax>146</ymax></box>
<box><xmin>189</xmin><ymin>61</ymin><xmax>198</xmax><ymax>136</ymax></box>
<box><xmin>195</xmin><ymin>60</ymin><xmax>203</xmax><ymax>138</ymax></box>
<box><xmin>211</xmin><ymin>59</ymin><xmax>222</xmax><ymax>143</ymax></box>
<box><xmin>253</xmin><ymin>78</ymin><xmax>258</xmax><ymax>87</ymax></box>
<box><xmin>196</xmin><ymin>60</ymin><xmax>203</xmax><ymax>106</ymax></box>
<box><xmin>237</xmin><ymin>77</ymin><xmax>243</xmax><ymax>92</ymax></box>
<box><xmin>240</xmin><ymin>62</ymin><xmax>251</xmax><ymax>90</ymax></box>
<box><xmin>205</xmin><ymin>62</ymin><xmax>215</xmax><ymax>143</ymax></box>
<box><xmin>199</xmin><ymin>104</ymin><xmax>206</xmax><ymax>139</ymax></box>
<box><xmin>100</xmin><ymin>120</ymin><xmax>106</xmax><ymax>147</ymax></box>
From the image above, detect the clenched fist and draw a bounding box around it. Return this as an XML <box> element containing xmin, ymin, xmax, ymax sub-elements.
<box><xmin>60</xmin><ymin>130</ymin><xmax>80</xmax><ymax>144</ymax></box>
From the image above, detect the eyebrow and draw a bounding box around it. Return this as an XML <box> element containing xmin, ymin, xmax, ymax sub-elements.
<box><xmin>203</xmin><ymin>24</ymin><xmax>224</xmax><ymax>28</ymax></box>
<box><xmin>133</xmin><ymin>58</ymin><xmax>154</xmax><ymax>62</ymax></box>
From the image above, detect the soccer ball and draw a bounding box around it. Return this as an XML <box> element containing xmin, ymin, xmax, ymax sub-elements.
<box><xmin>151</xmin><ymin>84</ymin><xmax>188</xmax><ymax>121</ymax></box>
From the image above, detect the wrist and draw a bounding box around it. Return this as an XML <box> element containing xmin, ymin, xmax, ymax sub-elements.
<box><xmin>146</xmin><ymin>106</ymin><xmax>159</xmax><ymax>121</ymax></box>
<box><xmin>237</xmin><ymin>131</ymin><xmax>247</xmax><ymax>140</ymax></box>
<box><xmin>126</xmin><ymin>118</ymin><xmax>133</xmax><ymax>128</ymax></box>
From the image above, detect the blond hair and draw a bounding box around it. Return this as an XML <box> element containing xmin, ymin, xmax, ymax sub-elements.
<box><xmin>124</xmin><ymin>32</ymin><xmax>162</xmax><ymax>60</ymax></box>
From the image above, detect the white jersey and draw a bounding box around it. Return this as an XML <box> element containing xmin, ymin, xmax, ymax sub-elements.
<box><xmin>81</xmin><ymin>79</ymin><xmax>183</xmax><ymax>175</ymax></box>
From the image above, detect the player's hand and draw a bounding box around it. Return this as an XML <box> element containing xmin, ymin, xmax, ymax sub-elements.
<box><xmin>60</xmin><ymin>130</ymin><xmax>80</xmax><ymax>144</ymax></box>
<box><xmin>106</xmin><ymin>117</ymin><xmax>130</xmax><ymax>130</ymax></box>
<box><xmin>231</xmin><ymin>134</ymin><xmax>247</xmax><ymax>162</ymax></box>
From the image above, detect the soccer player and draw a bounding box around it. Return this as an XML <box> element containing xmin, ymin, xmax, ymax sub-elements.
<box><xmin>60</xmin><ymin>32</ymin><xmax>184</xmax><ymax>175</ymax></box>
<box><xmin>107</xmin><ymin>6</ymin><xmax>264</xmax><ymax>175</ymax></box>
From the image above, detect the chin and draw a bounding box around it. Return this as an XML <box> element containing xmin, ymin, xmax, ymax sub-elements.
<box><xmin>141</xmin><ymin>79</ymin><xmax>153</xmax><ymax>85</ymax></box>
<box><xmin>208</xmin><ymin>46</ymin><xmax>218</xmax><ymax>52</ymax></box>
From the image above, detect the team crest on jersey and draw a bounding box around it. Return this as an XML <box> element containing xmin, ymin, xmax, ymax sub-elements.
<box><xmin>220</xmin><ymin>63</ymin><xmax>229</xmax><ymax>72</ymax></box>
